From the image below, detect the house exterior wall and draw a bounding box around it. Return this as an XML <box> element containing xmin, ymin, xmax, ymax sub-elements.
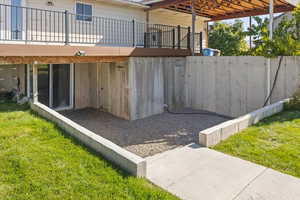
<box><xmin>149</xmin><ymin>9</ymin><xmax>204</xmax><ymax>31</ymax></box>
<box><xmin>25</xmin><ymin>0</ymin><xmax>146</xmax><ymax>21</ymax></box>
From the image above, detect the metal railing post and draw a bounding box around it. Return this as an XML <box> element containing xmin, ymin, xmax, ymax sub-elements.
<box><xmin>172</xmin><ymin>28</ymin><xmax>175</xmax><ymax>49</ymax></box>
<box><xmin>144</xmin><ymin>32</ymin><xmax>147</xmax><ymax>48</ymax></box>
<box><xmin>200</xmin><ymin>32</ymin><xmax>203</xmax><ymax>54</ymax></box>
<box><xmin>177</xmin><ymin>25</ymin><xmax>181</xmax><ymax>49</ymax></box>
<box><xmin>132</xmin><ymin>19</ymin><xmax>135</xmax><ymax>47</ymax></box>
<box><xmin>64</xmin><ymin>10</ymin><xmax>69</xmax><ymax>45</ymax></box>
<box><xmin>25</xmin><ymin>7</ymin><xmax>28</xmax><ymax>42</ymax></box>
<box><xmin>187</xmin><ymin>26</ymin><xmax>191</xmax><ymax>50</ymax></box>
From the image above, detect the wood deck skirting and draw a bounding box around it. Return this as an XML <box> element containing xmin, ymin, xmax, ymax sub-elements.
<box><xmin>0</xmin><ymin>44</ymin><xmax>192</xmax><ymax>64</ymax></box>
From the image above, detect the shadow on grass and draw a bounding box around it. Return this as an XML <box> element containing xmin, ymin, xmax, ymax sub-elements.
<box><xmin>0</xmin><ymin>101</ymin><xmax>30</xmax><ymax>112</ymax></box>
<box><xmin>0</xmin><ymin>101</ymin><xmax>132</xmax><ymax>178</ymax></box>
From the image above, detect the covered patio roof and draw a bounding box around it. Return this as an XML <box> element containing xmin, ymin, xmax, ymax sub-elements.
<box><xmin>144</xmin><ymin>0</ymin><xmax>296</xmax><ymax>21</ymax></box>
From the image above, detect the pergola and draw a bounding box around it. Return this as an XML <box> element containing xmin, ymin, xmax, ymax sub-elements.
<box><xmin>145</xmin><ymin>0</ymin><xmax>296</xmax><ymax>55</ymax></box>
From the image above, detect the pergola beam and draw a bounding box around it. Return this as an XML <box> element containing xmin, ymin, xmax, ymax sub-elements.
<box><xmin>209</xmin><ymin>5</ymin><xmax>293</xmax><ymax>21</ymax></box>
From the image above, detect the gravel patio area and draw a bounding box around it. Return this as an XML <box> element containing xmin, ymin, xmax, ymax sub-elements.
<box><xmin>61</xmin><ymin>108</ymin><xmax>228</xmax><ymax>157</ymax></box>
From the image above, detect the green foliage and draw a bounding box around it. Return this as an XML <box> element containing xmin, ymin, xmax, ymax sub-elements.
<box><xmin>285</xmin><ymin>87</ymin><xmax>300</xmax><ymax>111</ymax></box>
<box><xmin>248</xmin><ymin>5</ymin><xmax>300</xmax><ymax>57</ymax></box>
<box><xmin>208</xmin><ymin>20</ymin><xmax>249</xmax><ymax>56</ymax></box>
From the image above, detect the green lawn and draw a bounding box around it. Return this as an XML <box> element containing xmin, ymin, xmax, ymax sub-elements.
<box><xmin>0</xmin><ymin>102</ymin><xmax>178</xmax><ymax>200</ymax></box>
<box><xmin>213</xmin><ymin>110</ymin><xmax>300</xmax><ymax>178</ymax></box>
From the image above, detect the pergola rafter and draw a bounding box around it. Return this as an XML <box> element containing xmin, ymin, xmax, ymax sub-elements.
<box><xmin>145</xmin><ymin>0</ymin><xmax>295</xmax><ymax>21</ymax></box>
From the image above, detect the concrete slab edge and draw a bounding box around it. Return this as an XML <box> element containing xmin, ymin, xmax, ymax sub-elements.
<box><xmin>199</xmin><ymin>99</ymin><xmax>289</xmax><ymax>147</ymax></box>
<box><xmin>31</xmin><ymin>102</ymin><xmax>147</xmax><ymax>177</ymax></box>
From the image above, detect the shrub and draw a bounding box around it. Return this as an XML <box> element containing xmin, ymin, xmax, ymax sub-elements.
<box><xmin>285</xmin><ymin>87</ymin><xmax>300</xmax><ymax>110</ymax></box>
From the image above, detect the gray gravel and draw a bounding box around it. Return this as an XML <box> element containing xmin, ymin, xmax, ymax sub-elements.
<box><xmin>61</xmin><ymin>108</ymin><xmax>228</xmax><ymax>158</ymax></box>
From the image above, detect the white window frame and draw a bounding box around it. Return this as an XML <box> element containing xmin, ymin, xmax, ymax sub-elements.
<box><xmin>75</xmin><ymin>1</ymin><xmax>93</xmax><ymax>22</ymax></box>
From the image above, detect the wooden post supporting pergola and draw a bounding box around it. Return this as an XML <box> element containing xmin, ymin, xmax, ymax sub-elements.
<box><xmin>267</xmin><ymin>0</ymin><xmax>274</xmax><ymax>105</ymax></box>
<box><xmin>191</xmin><ymin>0</ymin><xmax>196</xmax><ymax>56</ymax></box>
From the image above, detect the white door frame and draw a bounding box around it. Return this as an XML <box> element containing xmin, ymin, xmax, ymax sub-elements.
<box><xmin>52</xmin><ymin>64</ymin><xmax>74</xmax><ymax>111</ymax></box>
<box><xmin>27</xmin><ymin>63</ymin><xmax>74</xmax><ymax>111</ymax></box>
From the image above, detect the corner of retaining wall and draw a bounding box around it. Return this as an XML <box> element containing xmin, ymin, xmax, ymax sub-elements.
<box><xmin>30</xmin><ymin>102</ymin><xmax>147</xmax><ymax>177</ymax></box>
<box><xmin>198</xmin><ymin>100</ymin><xmax>287</xmax><ymax>147</ymax></box>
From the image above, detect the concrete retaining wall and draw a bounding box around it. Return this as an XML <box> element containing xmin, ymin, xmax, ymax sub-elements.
<box><xmin>185</xmin><ymin>56</ymin><xmax>300</xmax><ymax>117</ymax></box>
<box><xmin>31</xmin><ymin>102</ymin><xmax>147</xmax><ymax>177</ymax></box>
<box><xmin>128</xmin><ymin>56</ymin><xmax>299</xmax><ymax>119</ymax></box>
<box><xmin>199</xmin><ymin>99</ymin><xmax>287</xmax><ymax>147</ymax></box>
<box><xmin>129</xmin><ymin>57</ymin><xmax>186</xmax><ymax>120</ymax></box>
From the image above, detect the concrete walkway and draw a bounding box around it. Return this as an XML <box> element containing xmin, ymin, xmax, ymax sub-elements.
<box><xmin>147</xmin><ymin>144</ymin><xmax>300</xmax><ymax>200</ymax></box>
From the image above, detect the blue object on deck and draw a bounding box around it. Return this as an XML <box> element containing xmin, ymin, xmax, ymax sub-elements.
<box><xmin>203</xmin><ymin>48</ymin><xmax>221</xmax><ymax>56</ymax></box>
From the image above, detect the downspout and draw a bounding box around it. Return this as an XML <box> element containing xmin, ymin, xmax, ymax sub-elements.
<box><xmin>266</xmin><ymin>0</ymin><xmax>274</xmax><ymax>105</ymax></box>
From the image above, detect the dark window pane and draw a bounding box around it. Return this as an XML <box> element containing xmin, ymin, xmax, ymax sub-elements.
<box><xmin>37</xmin><ymin>65</ymin><xmax>50</xmax><ymax>107</ymax></box>
<box><xmin>76</xmin><ymin>3</ymin><xmax>92</xmax><ymax>21</ymax></box>
<box><xmin>52</xmin><ymin>64</ymin><xmax>70</xmax><ymax>108</ymax></box>
<box><xmin>76</xmin><ymin>3</ymin><xmax>83</xmax><ymax>20</ymax></box>
<box><xmin>84</xmin><ymin>5</ymin><xmax>92</xmax><ymax>21</ymax></box>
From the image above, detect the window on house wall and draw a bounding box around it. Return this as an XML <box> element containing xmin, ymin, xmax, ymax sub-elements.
<box><xmin>76</xmin><ymin>2</ymin><xmax>92</xmax><ymax>22</ymax></box>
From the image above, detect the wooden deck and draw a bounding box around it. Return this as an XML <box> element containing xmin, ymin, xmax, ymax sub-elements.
<box><xmin>0</xmin><ymin>44</ymin><xmax>192</xmax><ymax>64</ymax></box>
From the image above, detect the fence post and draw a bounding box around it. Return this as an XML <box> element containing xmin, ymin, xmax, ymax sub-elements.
<box><xmin>64</xmin><ymin>10</ymin><xmax>69</xmax><ymax>45</ymax></box>
<box><xmin>177</xmin><ymin>25</ymin><xmax>181</xmax><ymax>49</ymax></box>
<box><xmin>132</xmin><ymin>19</ymin><xmax>135</xmax><ymax>47</ymax></box>
<box><xmin>172</xmin><ymin>28</ymin><xmax>175</xmax><ymax>49</ymax></box>
<box><xmin>200</xmin><ymin>32</ymin><xmax>203</xmax><ymax>54</ymax></box>
<box><xmin>187</xmin><ymin>27</ymin><xmax>191</xmax><ymax>50</ymax></box>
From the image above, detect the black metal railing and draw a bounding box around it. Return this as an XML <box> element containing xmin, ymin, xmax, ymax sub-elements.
<box><xmin>0</xmin><ymin>3</ymin><xmax>203</xmax><ymax>51</ymax></box>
